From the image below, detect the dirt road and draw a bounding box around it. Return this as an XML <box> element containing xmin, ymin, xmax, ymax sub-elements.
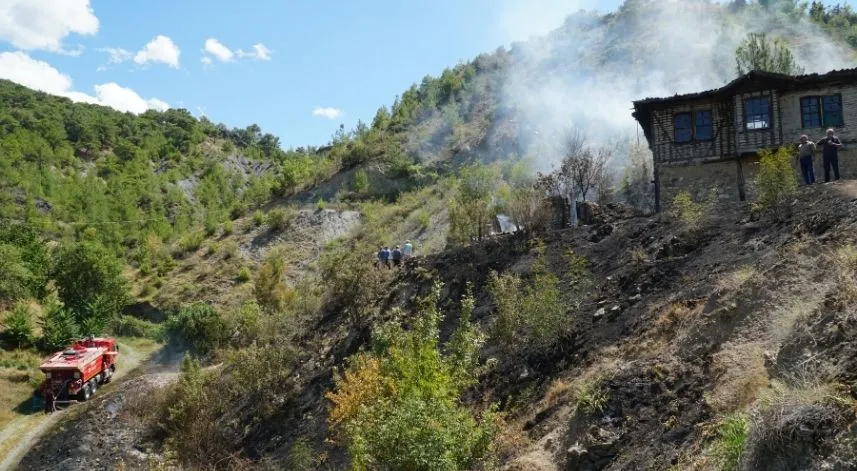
<box><xmin>0</xmin><ymin>340</ymin><xmax>159</xmax><ymax>471</ymax></box>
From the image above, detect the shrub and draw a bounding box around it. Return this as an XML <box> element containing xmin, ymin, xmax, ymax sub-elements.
<box><xmin>486</xmin><ymin>244</ymin><xmax>570</xmax><ymax>350</ymax></box>
<box><xmin>417</xmin><ymin>210</ymin><xmax>430</xmax><ymax>230</ymax></box>
<box><xmin>267</xmin><ymin>207</ymin><xmax>296</xmax><ymax>231</ymax></box>
<box><xmin>237</xmin><ymin>267</ymin><xmax>251</xmax><ymax>282</ymax></box>
<box><xmin>2</xmin><ymin>302</ymin><xmax>34</xmax><ymax>348</ymax></box>
<box><xmin>756</xmin><ymin>146</ymin><xmax>798</xmax><ymax>218</ymax></box>
<box><xmin>222</xmin><ymin>220</ymin><xmax>234</xmax><ymax>236</ymax></box>
<box><xmin>326</xmin><ymin>282</ymin><xmax>496</xmax><ymax>470</ymax></box>
<box><xmin>253</xmin><ymin>210</ymin><xmax>264</xmax><ymax>227</ymax></box>
<box><xmin>176</xmin><ymin>231</ymin><xmax>205</xmax><ymax>254</ymax></box>
<box><xmin>205</xmin><ymin>243</ymin><xmax>219</xmax><ymax>256</ymax></box>
<box><xmin>574</xmin><ymin>378</ymin><xmax>609</xmax><ymax>415</ymax></box>
<box><xmin>316</xmin><ymin>199</ymin><xmax>327</xmax><ymax>211</ymax></box>
<box><xmin>111</xmin><ymin>315</ymin><xmax>165</xmax><ymax>340</ymax></box>
<box><xmin>221</xmin><ymin>240</ymin><xmax>239</xmax><ymax>260</ymax></box>
<box><xmin>0</xmin><ymin>244</ymin><xmax>37</xmax><ymax>303</ymax></box>
<box><xmin>671</xmin><ymin>190</ymin><xmax>704</xmax><ymax>226</ymax></box>
<box><xmin>353</xmin><ymin>169</ymin><xmax>370</xmax><ymax>194</ymax></box>
<box><xmin>165</xmin><ymin>302</ymin><xmax>227</xmax><ymax>354</ymax></box>
<box><xmin>253</xmin><ymin>250</ymin><xmax>295</xmax><ymax>314</ymax></box>
<box><xmin>709</xmin><ymin>413</ymin><xmax>749</xmax><ymax>471</ymax></box>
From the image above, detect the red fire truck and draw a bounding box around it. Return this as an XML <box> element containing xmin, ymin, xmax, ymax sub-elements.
<box><xmin>38</xmin><ymin>337</ymin><xmax>119</xmax><ymax>413</ymax></box>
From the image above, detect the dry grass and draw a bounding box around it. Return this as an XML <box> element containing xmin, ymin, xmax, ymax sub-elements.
<box><xmin>769</xmin><ymin>294</ymin><xmax>822</xmax><ymax>343</ymax></box>
<box><xmin>716</xmin><ymin>265</ymin><xmax>760</xmax><ymax>294</ymax></box>
<box><xmin>625</xmin><ymin>300</ymin><xmax>704</xmax><ymax>358</ymax></box>
<box><xmin>706</xmin><ymin>342</ymin><xmax>769</xmax><ymax>414</ymax></box>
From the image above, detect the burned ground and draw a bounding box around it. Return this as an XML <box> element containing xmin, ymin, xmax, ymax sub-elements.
<box><xmin>18</xmin><ymin>182</ymin><xmax>857</xmax><ymax>470</ymax></box>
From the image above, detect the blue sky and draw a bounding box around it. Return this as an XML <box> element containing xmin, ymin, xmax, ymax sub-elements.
<box><xmin>0</xmin><ymin>0</ymin><xmax>849</xmax><ymax>148</ymax></box>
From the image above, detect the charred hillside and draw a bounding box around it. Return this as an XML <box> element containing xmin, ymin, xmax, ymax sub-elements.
<box><xmin>20</xmin><ymin>182</ymin><xmax>857</xmax><ymax>470</ymax></box>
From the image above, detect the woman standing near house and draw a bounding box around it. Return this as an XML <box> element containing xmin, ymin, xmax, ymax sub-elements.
<box><xmin>797</xmin><ymin>135</ymin><xmax>817</xmax><ymax>185</ymax></box>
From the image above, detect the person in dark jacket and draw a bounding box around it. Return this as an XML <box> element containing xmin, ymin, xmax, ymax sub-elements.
<box><xmin>797</xmin><ymin>134</ymin><xmax>816</xmax><ymax>185</ymax></box>
<box><xmin>391</xmin><ymin>246</ymin><xmax>403</xmax><ymax>267</ymax></box>
<box><xmin>380</xmin><ymin>247</ymin><xmax>391</xmax><ymax>268</ymax></box>
<box><xmin>817</xmin><ymin>128</ymin><xmax>843</xmax><ymax>183</ymax></box>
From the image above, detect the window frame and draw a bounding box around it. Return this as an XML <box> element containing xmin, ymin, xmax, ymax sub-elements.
<box><xmin>799</xmin><ymin>93</ymin><xmax>844</xmax><ymax>129</ymax></box>
<box><xmin>743</xmin><ymin>96</ymin><xmax>771</xmax><ymax>131</ymax></box>
<box><xmin>673</xmin><ymin>112</ymin><xmax>693</xmax><ymax>144</ymax></box>
<box><xmin>694</xmin><ymin>109</ymin><xmax>714</xmax><ymax>142</ymax></box>
<box><xmin>672</xmin><ymin>108</ymin><xmax>714</xmax><ymax>144</ymax></box>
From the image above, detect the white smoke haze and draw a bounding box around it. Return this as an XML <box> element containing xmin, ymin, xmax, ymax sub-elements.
<box><xmin>495</xmin><ymin>0</ymin><xmax>856</xmax><ymax>173</ymax></box>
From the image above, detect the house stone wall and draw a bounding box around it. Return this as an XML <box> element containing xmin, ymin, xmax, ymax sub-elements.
<box><xmin>659</xmin><ymin>159</ymin><xmax>743</xmax><ymax>210</ymax></box>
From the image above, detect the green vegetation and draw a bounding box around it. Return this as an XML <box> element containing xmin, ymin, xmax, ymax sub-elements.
<box><xmin>1</xmin><ymin>302</ymin><xmax>34</xmax><ymax>348</ymax></box>
<box><xmin>756</xmin><ymin>146</ymin><xmax>798</xmax><ymax>217</ymax></box>
<box><xmin>326</xmin><ymin>282</ymin><xmax>496</xmax><ymax>470</ymax></box>
<box><xmin>671</xmin><ymin>191</ymin><xmax>704</xmax><ymax>226</ymax></box>
<box><xmin>735</xmin><ymin>32</ymin><xmax>804</xmax><ymax>75</ymax></box>
<box><xmin>710</xmin><ymin>413</ymin><xmax>749</xmax><ymax>471</ymax></box>
<box><xmin>486</xmin><ymin>243</ymin><xmax>577</xmax><ymax>351</ymax></box>
<box><xmin>574</xmin><ymin>378</ymin><xmax>609</xmax><ymax>415</ymax></box>
<box><xmin>448</xmin><ymin>164</ymin><xmax>500</xmax><ymax>244</ymax></box>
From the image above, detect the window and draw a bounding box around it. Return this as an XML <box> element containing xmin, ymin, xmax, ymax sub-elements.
<box><xmin>822</xmin><ymin>95</ymin><xmax>843</xmax><ymax>127</ymax></box>
<box><xmin>801</xmin><ymin>97</ymin><xmax>821</xmax><ymax>128</ymax></box>
<box><xmin>695</xmin><ymin>110</ymin><xmax>713</xmax><ymax>140</ymax></box>
<box><xmin>800</xmin><ymin>94</ymin><xmax>843</xmax><ymax>128</ymax></box>
<box><xmin>674</xmin><ymin>113</ymin><xmax>692</xmax><ymax>143</ymax></box>
<box><xmin>744</xmin><ymin>97</ymin><xmax>770</xmax><ymax>130</ymax></box>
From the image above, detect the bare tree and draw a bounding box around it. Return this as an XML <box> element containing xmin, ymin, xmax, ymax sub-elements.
<box><xmin>562</xmin><ymin>145</ymin><xmax>610</xmax><ymax>202</ymax></box>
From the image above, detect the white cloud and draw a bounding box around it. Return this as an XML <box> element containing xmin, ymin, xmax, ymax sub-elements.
<box><xmin>99</xmin><ymin>47</ymin><xmax>132</xmax><ymax>64</ymax></box>
<box><xmin>312</xmin><ymin>107</ymin><xmax>343</xmax><ymax>120</ymax></box>
<box><xmin>134</xmin><ymin>35</ymin><xmax>180</xmax><ymax>68</ymax></box>
<box><xmin>0</xmin><ymin>0</ymin><xmax>99</xmax><ymax>52</ymax></box>
<box><xmin>0</xmin><ymin>51</ymin><xmax>168</xmax><ymax>114</ymax></box>
<box><xmin>236</xmin><ymin>43</ymin><xmax>272</xmax><ymax>61</ymax></box>
<box><xmin>204</xmin><ymin>38</ymin><xmax>233</xmax><ymax>62</ymax></box>
<box><xmin>94</xmin><ymin>83</ymin><xmax>169</xmax><ymax>114</ymax></box>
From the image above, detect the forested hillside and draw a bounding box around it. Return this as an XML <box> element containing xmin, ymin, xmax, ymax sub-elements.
<box><xmin>5</xmin><ymin>0</ymin><xmax>857</xmax><ymax>470</ymax></box>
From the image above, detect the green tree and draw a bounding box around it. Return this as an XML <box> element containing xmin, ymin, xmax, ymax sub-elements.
<box><xmin>166</xmin><ymin>302</ymin><xmax>227</xmax><ymax>354</ymax></box>
<box><xmin>756</xmin><ymin>146</ymin><xmax>798</xmax><ymax>218</ymax></box>
<box><xmin>51</xmin><ymin>241</ymin><xmax>129</xmax><ymax>326</ymax></box>
<box><xmin>735</xmin><ymin>32</ymin><xmax>805</xmax><ymax>76</ymax></box>
<box><xmin>448</xmin><ymin>164</ymin><xmax>500</xmax><ymax>244</ymax></box>
<box><xmin>39</xmin><ymin>303</ymin><xmax>80</xmax><ymax>351</ymax></box>
<box><xmin>326</xmin><ymin>282</ymin><xmax>496</xmax><ymax>470</ymax></box>
<box><xmin>2</xmin><ymin>302</ymin><xmax>34</xmax><ymax>348</ymax></box>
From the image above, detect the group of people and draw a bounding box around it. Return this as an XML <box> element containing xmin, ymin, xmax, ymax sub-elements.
<box><xmin>796</xmin><ymin>128</ymin><xmax>844</xmax><ymax>185</ymax></box>
<box><xmin>376</xmin><ymin>240</ymin><xmax>414</xmax><ymax>268</ymax></box>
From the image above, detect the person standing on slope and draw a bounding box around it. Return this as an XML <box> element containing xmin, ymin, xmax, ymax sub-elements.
<box><xmin>381</xmin><ymin>246</ymin><xmax>391</xmax><ymax>268</ymax></box>
<box><xmin>391</xmin><ymin>246</ymin><xmax>403</xmax><ymax>267</ymax></box>
<box><xmin>402</xmin><ymin>240</ymin><xmax>414</xmax><ymax>260</ymax></box>
<box><xmin>797</xmin><ymin>134</ymin><xmax>817</xmax><ymax>185</ymax></box>
<box><xmin>817</xmin><ymin>128</ymin><xmax>843</xmax><ymax>183</ymax></box>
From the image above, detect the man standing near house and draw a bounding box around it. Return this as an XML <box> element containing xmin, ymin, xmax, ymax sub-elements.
<box><xmin>817</xmin><ymin>128</ymin><xmax>843</xmax><ymax>183</ymax></box>
<box><xmin>797</xmin><ymin>134</ymin><xmax>817</xmax><ymax>185</ymax></box>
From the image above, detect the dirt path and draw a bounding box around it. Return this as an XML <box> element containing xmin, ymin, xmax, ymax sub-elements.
<box><xmin>0</xmin><ymin>340</ymin><xmax>156</xmax><ymax>471</ymax></box>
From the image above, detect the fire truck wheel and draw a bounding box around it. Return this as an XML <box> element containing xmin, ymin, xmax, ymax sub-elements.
<box><xmin>78</xmin><ymin>383</ymin><xmax>92</xmax><ymax>402</ymax></box>
<box><xmin>90</xmin><ymin>379</ymin><xmax>97</xmax><ymax>394</ymax></box>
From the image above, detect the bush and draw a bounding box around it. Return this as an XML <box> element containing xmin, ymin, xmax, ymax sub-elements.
<box><xmin>166</xmin><ymin>303</ymin><xmax>227</xmax><ymax>354</ymax></box>
<box><xmin>176</xmin><ymin>231</ymin><xmax>205</xmax><ymax>254</ymax></box>
<box><xmin>2</xmin><ymin>302</ymin><xmax>34</xmax><ymax>348</ymax></box>
<box><xmin>756</xmin><ymin>146</ymin><xmax>798</xmax><ymax>218</ymax></box>
<box><xmin>253</xmin><ymin>210</ymin><xmax>264</xmax><ymax>226</ymax></box>
<box><xmin>574</xmin><ymin>378</ymin><xmax>608</xmax><ymax>415</ymax></box>
<box><xmin>221</xmin><ymin>240</ymin><xmax>239</xmax><ymax>260</ymax></box>
<box><xmin>253</xmin><ymin>251</ymin><xmax>295</xmax><ymax>313</ymax></box>
<box><xmin>222</xmin><ymin>220</ymin><xmax>234</xmax><ymax>236</ymax></box>
<box><xmin>671</xmin><ymin>190</ymin><xmax>704</xmax><ymax>226</ymax></box>
<box><xmin>486</xmin><ymin>244</ymin><xmax>571</xmax><ymax>350</ymax></box>
<box><xmin>237</xmin><ymin>267</ymin><xmax>251</xmax><ymax>282</ymax></box>
<box><xmin>267</xmin><ymin>207</ymin><xmax>296</xmax><ymax>231</ymax></box>
<box><xmin>326</xmin><ymin>281</ymin><xmax>496</xmax><ymax>470</ymax></box>
<box><xmin>112</xmin><ymin>315</ymin><xmax>165</xmax><ymax>340</ymax></box>
<box><xmin>353</xmin><ymin>169</ymin><xmax>370</xmax><ymax>194</ymax></box>
<box><xmin>0</xmin><ymin>244</ymin><xmax>37</xmax><ymax>303</ymax></box>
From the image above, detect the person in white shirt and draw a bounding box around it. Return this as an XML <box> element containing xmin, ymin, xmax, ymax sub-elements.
<box><xmin>403</xmin><ymin>240</ymin><xmax>414</xmax><ymax>259</ymax></box>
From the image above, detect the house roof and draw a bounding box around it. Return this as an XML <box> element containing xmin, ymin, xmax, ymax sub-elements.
<box><xmin>632</xmin><ymin>67</ymin><xmax>857</xmax><ymax>144</ymax></box>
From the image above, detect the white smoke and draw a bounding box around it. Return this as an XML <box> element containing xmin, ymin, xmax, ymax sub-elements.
<box><xmin>494</xmin><ymin>0</ymin><xmax>856</xmax><ymax>172</ymax></box>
